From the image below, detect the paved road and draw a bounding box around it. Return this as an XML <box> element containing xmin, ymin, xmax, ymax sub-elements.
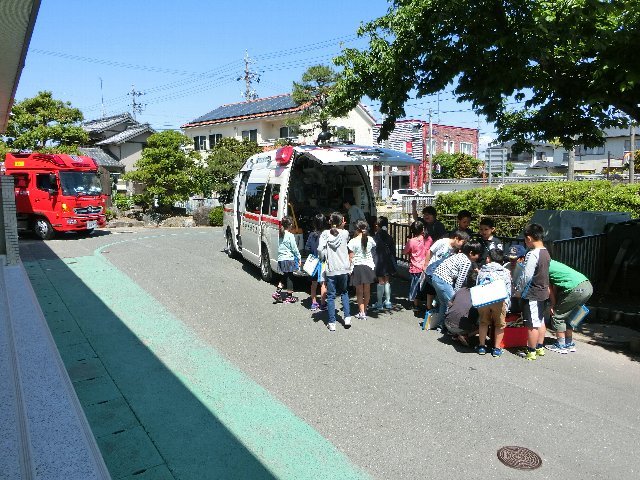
<box><xmin>20</xmin><ymin>227</ymin><xmax>640</xmax><ymax>479</ymax></box>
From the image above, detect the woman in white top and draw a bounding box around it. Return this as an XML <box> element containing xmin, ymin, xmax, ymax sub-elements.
<box><xmin>348</xmin><ymin>220</ymin><xmax>377</xmax><ymax>320</ymax></box>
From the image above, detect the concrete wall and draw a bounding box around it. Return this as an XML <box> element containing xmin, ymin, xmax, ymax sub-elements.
<box><xmin>0</xmin><ymin>176</ymin><xmax>111</xmax><ymax>478</ymax></box>
<box><xmin>1</xmin><ymin>176</ymin><xmax>20</xmax><ymax>265</ymax></box>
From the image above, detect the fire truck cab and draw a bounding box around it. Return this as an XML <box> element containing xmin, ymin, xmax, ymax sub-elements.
<box><xmin>3</xmin><ymin>152</ymin><xmax>107</xmax><ymax>239</ymax></box>
<box><xmin>223</xmin><ymin>144</ymin><xmax>420</xmax><ymax>282</ymax></box>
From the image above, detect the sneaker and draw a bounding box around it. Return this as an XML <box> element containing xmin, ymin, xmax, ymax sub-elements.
<box><xmin>491</xmin><ymin>348</ymin><xmax>503</xmax><ymax>357</ymax></box>
<box><xmin>383</xmin><ymin>301</ymin><xmax>393</xmax><ymax>310</ymax></box>
<box><xmin>355</xmin><ymin>312</ymin><xmax>367</xmax><ymax>320</ymax></box>
<box><xmin>545</xmin><ymin>342</ymin><xmax>568</xmax><ymax>354</ymax></box>
<box><xmin>525</xmin><ymin>350</ymin><xmax>537</xmax><ymax>361</ymax></box>
<box><xmin>310</xmin><ymin>302</ymin><xmax>320</xmax><ymax>311</ymax></box>
<box><xmin>327</xmin><ymin>322</ymin><xmax>336</xmax><ymax>332</ymax></box>
<box><xmin>272</xmin><ymin>292</ymin><xmax>281</xmax><ymax>301</ymax></box>
<box><xmin>370</xmin><ymin>303</ymin><xmax>383</xmax><ymax>312</ymax></box>
<box><xmin>343</xmin><ymin>316</ymin><xmax>352</xmax><ymax>328</ymax></box>
<box><xmin>284</xmin><ymin>296</ymin><xmax>298</xmax><ymax>304</ymax></box>
<box><xmin>319</xmin><ymin>304</ymin><xmax>328</xmax><ymax>311</ymax></box>
<box><xmin>476</xmin><ymin>345</ymin><xmax>487</xmax><ymax>355</ymax></box>
<box><xmin>565</xmin><ymin>341</ymin><xmax>577</xmax><ymax>352</ymax></box>
<box><xmin>535</xmin><ymin>347</ymin><xmax>546</xmax><ymax>357</ymax></box>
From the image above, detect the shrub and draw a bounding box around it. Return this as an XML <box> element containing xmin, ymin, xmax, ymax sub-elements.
<box><xmin>209</xmin><ymin>206</ymin><xmax>224</xmax><ymax>226</ymax></box>
<box><xmin>113</xmin><ymin>193</ymin><xmax>133</xmax><ymax>211</ymax></box>
<box><xmin>105</xmin><ymin>209</ymin><xmax>116</xmax><ymax>221</ymax></box>
<box><xmin>434</xmin><ymin>181</ymin><xmax>640</xmax><ymax>237</ymax></box>
<box><xmin>193</xmin><ymin>206</ymin><xmax>213</xmax><ymax>226</ymax></box>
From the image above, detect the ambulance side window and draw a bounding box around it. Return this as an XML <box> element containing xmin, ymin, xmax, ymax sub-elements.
<box><xmin>261</xmin><ymin>184</ymin><xmax>272</xmax><ymax>215</ymax></box>
<box><xmin>245</xmin><ymin>183</ymin><xmax>264</xmax><ymax>214</ymax></box>
<box><xmin>269</xmin><ymin>185</ymin><xmax>280</xmax><ymax>217</ymax></box>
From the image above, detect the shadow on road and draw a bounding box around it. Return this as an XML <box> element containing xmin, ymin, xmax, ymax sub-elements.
<box><xmin>24</xmin><ymin>241</ymin><xmax>277</xmax><ymax>480</ymax></box>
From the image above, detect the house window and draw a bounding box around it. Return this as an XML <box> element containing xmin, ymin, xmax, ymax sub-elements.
<box><xmin>193</xmin><ymin>136</ymin><xmax>207</xmax><ymax>151</ymax></box>
<box><xmin>460</xmin><ymin>142</ymin><xmax>473</xmax><ymax>155</ymax></box>
<box><xmin>209</xmin><ymin>134</ymin><xmax>222</xmax><ymax>148</ymax></box>
<box><xmin>536</xmin><ymin>152</ymin><xmax>544</xmax><ymax>161</ymax></box>
<box><xmin>580</xmin><ymin>145</ymin><xmax>604</xmax><ymax>155</ymax></box>
<box><xmin>242</xmin><ymin>129</ymin><xmax>258</xmax><ymax>142</ymax></box>
<box><xmin>279</xmin><ymin>126</ymin><xmax>298</xmax><ymax>139</ymax></box>
<box><xmin>443</xmin><ymin>140</ymin><xmax>454</xmax><ymax>154</ymax></box>
<box><xmin>624</xmin><ymin>139</ymin><xmax>640</xmax><ymax>151</ymax></box>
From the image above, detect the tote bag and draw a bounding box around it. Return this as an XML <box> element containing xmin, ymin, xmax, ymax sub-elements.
<box><xmin>470</xmin><ymin>281</ymin><xmax>509</xmax><ymax>307</ymax></box>
<box><xmin>303</xmin><ymin>254</ymin><xmax>320</xmax><ymax>276</ymax></box>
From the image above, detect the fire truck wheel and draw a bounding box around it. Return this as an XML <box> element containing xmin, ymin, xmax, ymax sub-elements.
<box><xmin>34</xmin><ymin>217</ymin><xmax>55</xmax><ymax>240</ymax></box>
<box><xmin>260</xmin><ymin>244</ymin><xmax>273</xmax><ymax>282</ymax></box>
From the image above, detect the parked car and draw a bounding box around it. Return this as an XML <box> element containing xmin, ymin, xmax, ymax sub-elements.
<box><xmin>390</xmin><ymin>188</ymin><xmax>428</xmax><ymax>203</ymax></box>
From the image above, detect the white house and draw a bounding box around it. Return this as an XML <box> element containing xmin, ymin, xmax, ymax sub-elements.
<box><xmin>181</xmin><ymin>93</ymin><xmax>376</xmax><ymax>151</ymax></box>
<box><xmin>486</xmin><ymin>126</ymin><xmax>638</xmax><ymax>176</ymax></box>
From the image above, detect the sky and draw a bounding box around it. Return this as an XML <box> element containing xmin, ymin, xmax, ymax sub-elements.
<box><xmin>16</xmin><ymin>0</ymin><xmax>495</xmax><ymax>149</ymax></box>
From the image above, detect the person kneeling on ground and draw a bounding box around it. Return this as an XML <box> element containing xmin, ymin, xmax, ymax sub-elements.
<box><xmin>444</xmin><ymin>267</ymin><xmax>479</xmax><ymax>346</ymax></box>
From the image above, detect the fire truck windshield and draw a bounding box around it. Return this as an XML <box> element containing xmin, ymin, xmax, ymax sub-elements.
<box><xmin>59</xmin><ymin>172</ymin><xmax>102</xmax><ymax>196</ymax></box>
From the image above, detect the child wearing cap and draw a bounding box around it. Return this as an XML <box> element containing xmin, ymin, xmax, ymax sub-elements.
<box><xmin>504</xmin><ymin>244</ymin><xmax>527</xmax><ymax>313</ymax></box>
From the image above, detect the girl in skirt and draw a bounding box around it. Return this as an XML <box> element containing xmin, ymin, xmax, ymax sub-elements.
<box><xmin>272</xmin><ymin>216</ymin><xmax>301</xmax><ymax>303</ymax></box>
<box><xmin>348</xmin><ymin>220</ymin><xmax>377</xmax><ymax>320</ymax></box>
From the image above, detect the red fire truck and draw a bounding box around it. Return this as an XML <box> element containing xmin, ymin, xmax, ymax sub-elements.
<box><xmin>3</xmin><ymin>152</ymin><xmax>107</xmax><ymax>239</ymax></box>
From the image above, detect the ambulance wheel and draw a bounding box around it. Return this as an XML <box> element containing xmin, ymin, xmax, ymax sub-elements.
<box><xmin>260</xmin><ymin>244</ymin><xmax>273</xmax><ymax>282</ymax></box>
<box><xmin>225</xmin><ymin>229</ymin><xmax>238</xmax><ymax>259</ymax></box>
<box><xmin>34</xmin><ymin>217</ymin><xmax>55</xmax><ymax>240</ymax></box>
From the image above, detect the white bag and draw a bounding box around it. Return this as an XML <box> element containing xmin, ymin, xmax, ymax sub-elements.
<box><xmin>470</xmin><ymin>281</ymin><xmax>508</xmax><ymax>307</ymax></box>
<box><xmin>303</xmin><ymin>254</ymin><xmax>320</xmax><ymax>276</ymax></box>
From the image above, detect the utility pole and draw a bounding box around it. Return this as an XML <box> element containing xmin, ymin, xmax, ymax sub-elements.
<box><xmin>99</xmin><ymin>77</ymin><xmax>105</xmax><ymax>118</ymax></box>
<box><xmin>428</xmin><ymin>109</ymin><xmax>433</xmax><ymax>193</ymax></box>
<box><xmin>238</xmin><ymin>51</ymin><xmax>260</xmax><ymax>101</ymax></box>
<box><xmin>567</xmin><ymin>143</ymin><xmax>575</xmax><ymax>181</ymax></box>
<box><xmin>630</xmin><ymin>122</ymin><xmax>636</xmax><ymax>184</ymax></box>
<box><xmin>128</xmin><ymin>85</ymin><xmax>145</xmax><ymax>120</ymax></box>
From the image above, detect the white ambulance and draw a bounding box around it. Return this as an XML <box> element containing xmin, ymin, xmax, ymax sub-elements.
<box><xmin>223</xmin><ymin>144</ymin><xmax>419</xmax><ymax>282</ymax></box>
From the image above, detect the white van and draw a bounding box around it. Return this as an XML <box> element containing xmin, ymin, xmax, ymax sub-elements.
<box><xmin>223</xmin><ymin>144</ymin><xmax>419</xmax><ymax>282</ymax></box>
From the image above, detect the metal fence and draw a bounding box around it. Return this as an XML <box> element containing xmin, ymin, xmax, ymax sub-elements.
<box><xmin>550</xmin><ymin>234</ymin><xmax>606</xmax><ymax>284</ymax></box>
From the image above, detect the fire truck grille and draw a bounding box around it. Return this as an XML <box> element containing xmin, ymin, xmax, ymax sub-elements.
<box><xmin>74</xmin><ymin>206</ymin><xmax>103</xmax><ymax>215</ymax></box>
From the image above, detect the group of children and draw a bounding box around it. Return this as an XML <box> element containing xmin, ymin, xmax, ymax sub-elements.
<box><xmin>272</xmin><ymin>198</ymin><xmax>397</xmax><ymax>332</ymax></box>
<box><xmin>274</xmin><ymin>202</ymin><xmax>592</xmax><ymax>353</ymax></box>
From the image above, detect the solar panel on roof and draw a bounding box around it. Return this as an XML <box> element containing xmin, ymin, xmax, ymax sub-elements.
<box><xmin>190</xmin><ymin>95</ymin><xmax>298</xmax><ymax>124</ymax></box>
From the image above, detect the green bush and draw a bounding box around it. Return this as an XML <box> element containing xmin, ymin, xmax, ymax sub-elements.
<box><xmin>434</xmin><ymin>181</ymin><xmax>640</xmax><ymax>237</ymax></box>
<box><xmin>193</xmin><ymin>206</ymin><xmax>213</xmax><ymax>226</ymax></box>
<box><xmin>209</xmin><ymin>206</ymin><xmax>224</xmax><ymax>226</ymax></box>
<box><xmin>113</xmin><ymin>193</ymin><xmax>133</xmax><ymax>211</ymax></box>
<box><xmin>105</xmin><ymin>208</ymin><xmax>116</xmax><ymax>221</ymax></box>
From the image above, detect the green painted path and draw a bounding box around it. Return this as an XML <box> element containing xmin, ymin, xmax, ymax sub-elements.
<box><xmin>25</xmin><ymin>242</ymin><xmax>370</xmax><ymax>480</ymax></box>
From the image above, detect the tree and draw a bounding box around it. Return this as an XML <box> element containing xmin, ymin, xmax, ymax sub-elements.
<box><xmin>5</xmin><ymin>91</ymin><xmax>88</xmax><ymax>153</ymax></box>
<box><xmin>206</xmin><ymin>137</ymin><xmax>262</xmax><ymax>196</ymax></box>
<box><xmin>123</xmin><ymin>131</ymin><xmax>200</xmax><ymax>208</ymax></box>
<box><xmin>332</xmin><ymin>1</ymin><xmax>640</xmax><ymax>152</ymax></box>
<box><xmin>292</xmin><ymin>65</ymin><xmax>339</xmax><ymax>139</ymax></box>
<box><xmin>432</xmin><ymin>152</ymin><xmax>482</xmax><ymax>178</ymax></box>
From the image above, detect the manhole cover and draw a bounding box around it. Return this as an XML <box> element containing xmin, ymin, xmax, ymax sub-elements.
<box><xmin>497</xmin><ymin>446</ymin><xmax>542</xmax><ymax>470</ymax></box>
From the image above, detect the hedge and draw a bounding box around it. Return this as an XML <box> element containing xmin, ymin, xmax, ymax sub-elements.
<box><xmin>434</xmin><ymin>181</ymin><xmax>640</xmax><ymax>237</ymax></box>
